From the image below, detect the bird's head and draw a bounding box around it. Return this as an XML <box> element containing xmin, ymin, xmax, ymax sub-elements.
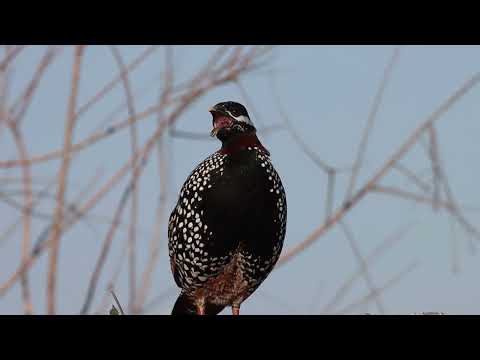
<box><xmin>209</xmin><ymin>101</ymin><xmax>255</xmax><ymax>142</ymax></box>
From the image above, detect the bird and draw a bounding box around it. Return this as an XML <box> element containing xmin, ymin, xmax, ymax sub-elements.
<box><xmin>168</xmin><ymin>101</ymin><xmax>287</xmax><ymax>315</ymax></box>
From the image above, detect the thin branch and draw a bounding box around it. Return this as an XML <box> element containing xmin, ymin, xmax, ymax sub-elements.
<box><xmin>110</xmin><ymin>45</ymin><xmax>139</xmax><ymax>314</ymax></box>
<box><xmin>9</xmin><ymin>46</ymin><xmax>60</xmax><ymax>127</ymax></box>
<box><xmin>94</xmin><ymin>239</ymin><xmax>129</xmax><ymax>315</ymax></box>
<box><xmin>79</xmin><ymin>47</ymin><xmax>269</xmax><ymax>314</ymax></box>
<box><xmin>271</xmin><ymin>82</ymin><xmax>335</xmax><ymax>173</ymax></box>
<box><xmin>438</xmin><ymin>158</ymin><xmax>480</xmax><ymax>243</ymax></box>
<box><xmin>10</xmin><ymin>126</ymin><xmax>33</xmax><ymax>314</ymax></box>
<box><xmin>0</xmin><ymin>46</ymin><xmax>276</xmax><ymax>300</ymax></box>
<box><xmin>325</xmin><ymin>170</ymin><xmax>336</xmax><ymax>221</ymax></box>
<box><xmin>96</xmin><ymin>72</ymin><xmax>163</xmax><ymax>132</ymax></box>
<box><xmin>0</xmin><ymin>178</ymin><xmax>58</xmax><ymax>249</ymax></box>
<box><xmin>0</xmin><ymin>48</ymin><xmax>274</xmax><ymax>170</ymax></box>
<box><xmin>46</xmin><ymin>45</ymin><xmax>85</xmax><ymax>315</ymax></box>
<box><xmin>75</xmin><ymin>45</ymin><xmax>161</xmax><ymax>120</ymax></box>
<box><xmin>134</xmin><ymin>64</ymin><xmax>173</xmax><ymax>312</ymax></box>
<box><xmin>335</xmin><ymin>260</ymin><xmax>419</xmax><ymax>315</ymax></box>
<box><xmin>345</xmin><ymin>46</ymin><xmax>401</xmax><ymax>201</ymax></box>
<box><xmin>370</xmin><ymin>185</ymin><xmax>467</xmax><ymax>212</ymax></box>
<box><xmin>428</xmin><ymin>125</ymin><xmax>441</xmax><ymax>211</ymax></box>
<box><xmin>234</xmin><ymin>77</ymin><xmax>265</xmax><ymax>128</ymax></box>
<box><xmin>277</xmin><ymin>71</ymin><xmax>480</xmax><ymax>267</ymax></box>
<box><xmin>393</xmin><ymin>163</ymin><xmax>432</xmax><ymax>193</ymax></box>
<box><xmin>339</xmin><ymin>221</ymin><xmax>385</xmax><ymax>314</ymax></box>
<box><xmin>0</xmin><ymin>45</ymin><xmax>26</xmax><ymax>72</ymax></box>
<box><xmin>322</xmin><ymin>224</ymin><xmax>412</xmax><ymax>314</ymax></box>
<box><xmin>80</xmin><ymin>179</ymin><xmax>134</xmax><ymax>315</ymax></box>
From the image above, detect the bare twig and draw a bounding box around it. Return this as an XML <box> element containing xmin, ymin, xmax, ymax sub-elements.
<box><xmin>339</xmin><ymin>221</ymin><xmax>385</xmax><ymax>314</ymax></box>
<box><xmin>134</xmin><ymin>70</ymin><xmax>173</xmax><ymax>313</ymax></box>
<box><xmin>10</xmin><ymin>126</ymin><xmax>33</xmax><ymax>314</ymax></box>
<box><xmin>345</xmin><ymin>46</ymin><xmax>401</xmax><ymax>201</ymax></box>
<box><xmin>335</xmin><ymin>260</ymin><xmax>419</xmax><ymax>315</ymax></box>
<box><xmin>94</xmin><ymin>240</ymin><xmax>129</xmax><ymax>315</ymax></box>
<box><xmin>77</xmin><ymin>46</ymin><xmax>271</xmax><ymax>314</ymax></box>
<box><xmin>110</xmin><ymin>45</ymin><xmax>139</xmax><ymax>313</ymax></box>
<box><xmin>272</xmin><ymin>80</ymin><xmax>335</xmax><ymax>174</ymax></box>
<box><xmin>277</xmin><ymin>72</ymin><xmax>480</xmax><ymax>267</ymax></box>
<box><xmin>370</xmin><ymin>185</ymin><xmax>467</xmax><ymax>212</ymax></box>
<box><xmin>0</xmin><ymin>45</ymin><xmax>26</xmax><ymax>72</ymax></box>
<box><xmin>438</xmin><ymin>157</ymin><xmax>480</xmax><ymax>244</ymax></box>
<box><xmin>428</xmin><ymin>125</ymin><xmax>441</xmax><ymax>211</ymax></box>
<box><xmin>9</xmin><ymin>46</ymin><xmax>60</xmax><ymax>127</ymax></box>
<box><xmin>0</xmin><ymin>48</ymin><xmax>273</xmax><ymax>171</ymax></box>
<box><xmin>75</xmin><ymin>45</ymin><xmax>161</xmax><ymax>120</ymax></box>
<box><xmin>325</xmin><ymin>170</ymin><xmax>336</xmax><ymax>221</ymax></box>
<box><xmin>393</xmin><ymin>163</ymin><xmax>432</xmax><ymax>193</ymax></box>
<box><xmin>80</xmin><ymin>179</ymin><xmax>134</xmax><ymax>315</ymax></box>
<box><xmin>47</xmin><ymin>45</ymin><xmax>85</xmax><ymax>314</ymax></box>
<box><xmin>234</xmin><ymin>77</ymin><xmax>265</xmax><ymax>128</ymax></box>
<box><xmin>322</xmin><ymin>224</ymin><xmax>412</xmax><ymax>314</ymax></box>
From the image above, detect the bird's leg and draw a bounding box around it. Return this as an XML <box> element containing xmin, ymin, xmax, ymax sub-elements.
<box><xmin>196</xmin><ymin>297</ymin><xmax>206</xmax><ymax>315</ymax></box>
<box><xmin>196</xmin><ymin>305</ymin><xmax>205</xmax><ymax>315</ymax></box>
<box><xmin>232</xmin><ymin>305</ymin><xmax>240</xmax><ymax>316</ymax></box>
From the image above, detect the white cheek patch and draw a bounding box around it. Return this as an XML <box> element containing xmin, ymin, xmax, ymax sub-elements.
<box><xmin>225</xmin><ymin>110</ymin><xmax>253</xmax><ymax>126</ymax></box>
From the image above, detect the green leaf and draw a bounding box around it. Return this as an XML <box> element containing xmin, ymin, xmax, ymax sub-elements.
<box><xmin>109</xmin><ymin>305</ymin><xmax>120</xmax><ymax>315</ymax></box>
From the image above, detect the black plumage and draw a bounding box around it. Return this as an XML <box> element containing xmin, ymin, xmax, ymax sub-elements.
<box><xmin>168</xmin><ymin>101</ymin><xmax>287</xmax><ymax>315</ymax></box>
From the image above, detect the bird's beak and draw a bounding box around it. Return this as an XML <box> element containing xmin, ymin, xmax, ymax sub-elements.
<box><xmin>210</xmin><ymin>127</ymin><xmax>220</xmax><ymax>138</ymax></box>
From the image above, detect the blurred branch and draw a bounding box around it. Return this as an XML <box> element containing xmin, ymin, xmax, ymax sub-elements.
<box><xmin>339</xmin><ymin>221</ymin><xmax>385</xmax><ymax>314</ymax></box>
<box><xmin>75</xmin><ymin>45</ymin><xmax>161</xmax><ymax>120</ymax></box>
<box><xmin>271</xmin><ymin>80</ymin><xmax>335</xmax><ymax>174</ymax></box>
<box><xmin>277</xmin><ymin>72</ymin><xmax>480</xmax><ymax>267</ymax></box>
<box><xmin>345</xmin><ymin>47</ymin><xmax>401</xmax><ymax>201</ymax></box>
<box><xmin>427</xmin><ymin>125</ymin><xmax>441</xmax><ymax>211</ymax></box>
<box><xmin>371</xmin><ymin>185</ymin><xmax>464</xmax><ymax>212</ymax></box>
<box><xmin>134</xmin><ymin>57</ymin><xmax>173</xmax><ymax>312</ymax></box>
<box><xmin>79</xmin><ymin>177</ymin><xmax>135</xmax><ymax>315</ymax></box>
<box><xmin>10</xmin><ymin>126</ymin><xmax>33</xmax><ymax>314</ymax></box>
<box><xmin>47</xmin><ymin>45</ymin><xmax>85</xmax><ymax>314</ymax></box>
<box><xmin>335</xmin><ymin>260</ymin><xmax>419</xmax><ymax>315</ymax></box>
<box><xmin>393</xmin><ymin>163</ymin><xmax>432</xmax><ymax>193</ymax></box>
<box><xmin>110</xmin><ymin>45</ymin><xmax>139</xmax><ymax>313</ymax></box>
<box><xmin>0</xmin><ymin>45</ymin><xmax>26</xmax><ymax>72</ymax></box>
<box><xmin>322</xmin><ymin>224</ymin><xmax>412</xmax><ymax>314</ymax></box>
<box><xmin>9</xmin><ymin>46</ymin><xmax>61</xmax><ymax>127</ymax></box>
<box><xmin>73</xmin><ymin>45</ymin><xmax>273</xmax><ymax>314</ymax></box>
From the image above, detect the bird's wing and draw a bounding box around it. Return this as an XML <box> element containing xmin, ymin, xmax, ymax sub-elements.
<box><xmin>168</xmin><ymin>210</ymin><xmax>183</xmax><ymax>288</ymax></box>
<box><xmin>167</xmin><ymin>153</ymin><xmax>241</xmax><ymax>291</ymax></box>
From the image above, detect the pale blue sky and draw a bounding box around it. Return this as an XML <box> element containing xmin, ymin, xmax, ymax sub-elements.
<box><xmin>1</xmin><ymin>45</ymin><xmax>480</xmax><ymax>314</ymax></box>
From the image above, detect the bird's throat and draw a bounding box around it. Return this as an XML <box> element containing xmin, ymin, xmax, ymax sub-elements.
<box><xmin>218</xmin><ymin>133</ymin><xmax>270</xmax><ymax>156</ymax></box>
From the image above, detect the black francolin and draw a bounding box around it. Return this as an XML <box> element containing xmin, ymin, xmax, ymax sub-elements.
<box><xmin>168</xmin><ymin>101</ymin><xmax>287</xmax><ymax>315</ymax></box>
